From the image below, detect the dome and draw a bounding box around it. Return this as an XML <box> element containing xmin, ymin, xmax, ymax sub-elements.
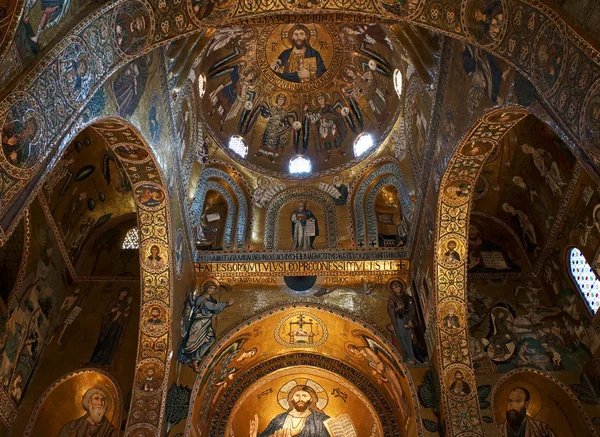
<box><xmin>198</xmin><ymin>23</ymin><xmax>404</xmax><ymax>178</ymax></box>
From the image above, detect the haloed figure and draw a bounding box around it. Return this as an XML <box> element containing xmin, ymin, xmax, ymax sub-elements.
<box><xmin>291</xmin><ymin>201</ymin><xmax>319</xmax><ymax>250</ymax></box>
<box><xmin>58</xmin><ymin>388</ymin><xmax>117</xmax><ymax>437</ymax></box>
<box><xmin>501</xmin><ymin>387</ymin><xmax>556</xmax><ymax>437</ymax></box>
<box><xmin>249</xmin><ymin>386</ymin><xmax>331</xmax><ymax>437</ymax></box>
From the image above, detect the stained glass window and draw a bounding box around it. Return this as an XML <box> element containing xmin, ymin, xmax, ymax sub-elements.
<box><xmin>122</xmin><ymin>227</ymin><xmax>140</xmax><ymax>249</ymax></box>
<box><xmin>569</xmin><ymin>247</ymin><xmax>600</xmax><ymax>314</ymax></box>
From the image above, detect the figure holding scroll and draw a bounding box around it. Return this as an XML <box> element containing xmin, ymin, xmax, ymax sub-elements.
<box><xmin>291</xmin><ymin>201</ymin><xmax>319</xmax><ymax>250</ymax></box>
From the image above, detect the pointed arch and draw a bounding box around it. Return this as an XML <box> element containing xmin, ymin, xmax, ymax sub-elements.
<box><xmin>189</xmin><ymin>167</ymin><xmax>249</xmax><ymax>250</ymax></box>
<box><xmin>264</xmin><ymin>188</ymin><xmax>338</xmax><ymax>250</ymax></box>
<box><xmin>352</xmin><ymin>161</ymin><xmax>413</xmax><ymax>247</ymax></box>
<box><xmin>192</xmin><ymin>180</ymin><xmax>236</xmax><ymax>250</ymax></box>
<box><xmin>434</xmin><ymin>106</ymin><xmax>529</xmax><ymax>436</ymax></box>
<box><xmin>365</xmin><ymin>175</ymin><xmax>407</xmax><ymax>247</ymax></box>
<box><xmin>82</xmin><ymin>117</ymin><xmax>174</xmax><ymax>437</ymax></box>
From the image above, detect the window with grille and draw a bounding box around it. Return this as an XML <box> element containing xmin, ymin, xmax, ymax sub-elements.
<box><xmin>568</xmin><ymin>247</ymin><xmax>600</xmax><ymax>315</ymax></box>
<box><xmin>122</xmin><ymin>227</ymin><xmax>140</xmax><ymax>249</ymax></box>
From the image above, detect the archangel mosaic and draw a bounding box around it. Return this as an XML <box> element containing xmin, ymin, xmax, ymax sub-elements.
<box><xmin>0</xmin><ymin>0</ymin><xmax>600</xmax><ymax>436</ymax></box>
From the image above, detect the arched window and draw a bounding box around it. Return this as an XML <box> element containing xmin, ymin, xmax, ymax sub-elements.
<box><xmin>568</xmin><ymin>247</ymin><xmax>600</xmax><ymax>314</ymax></box>
<box><xmin>122</xmin><ymin>227</ymin><xmax>140</xmax><ymax>249</ymax></box>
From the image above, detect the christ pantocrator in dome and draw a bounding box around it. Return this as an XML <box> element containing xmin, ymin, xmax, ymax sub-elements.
<box><xmin>270</xmin><ymin>25</ymin><xmax>326</xmax><ymax>83</ymax></box>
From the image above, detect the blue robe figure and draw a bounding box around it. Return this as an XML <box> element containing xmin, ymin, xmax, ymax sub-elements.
<box><xmin>258</xmin><ymin>410</ymin><xmax>331</xmax><ymax>437</ymax></box>
<box><xmin>274</xmin><ymin>45</ymin><xmax>326</xmax><ymax>83</ymax></box>
<box><xmin>178</xmin><ymin>282</ymin><xmax>231</xmax><ymax>371</ymax></box>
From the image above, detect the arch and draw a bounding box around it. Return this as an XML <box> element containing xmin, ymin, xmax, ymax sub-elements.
<box><xmin>189</xmin><ymin>167</ymin><xmax>248</xmax><ymax>250</ymax></box>
<box><xmin>490</xmin><ymin>368</ymin><xmax>597</xmax><ymax>436</ymax></box>
<box><xmin>185</xmin><ymin>302</ymin><xmax>425</xmax><ymax>437</ymax></box>
<box><xmin>23</xmin><ymin>368</ymin><xmax>123</xmax><ymax>437</ymax></box>
<box><xmin>366</xmin><ymin>175</ymin><xmax>407</xmax><ymax>247</ymax></box>
<box><xmin>77</xmin><ymin>117</ymin><xmax>173</xmax><ymax>437</ymax></box>
<box><xmin>264</xmin><ymin>188</ymin><xmax>338</xmax><ymax>250</ymax></box>
<box><xmin>567</xmin><ymin>246</ymin><xmax>600</xmax><ymax>315</ymax></box>
<box><xmin>192</xmin><ymin>181</ymin><xmax>236</xmax><ymax>250</ymax></box>
<box><xmin>0</xmin><ymin>1</ymin><xmax>599</xmax><ymax>242</ymax></box>
<box><xmin>352</xmin><ymin>161</ymin><xmax>412</xmax><ymax>246</ymax></box>
<box><xmin>434</xmin><ymin>106</ymin><xmax>529</xmax><ymax>436</ymax></box>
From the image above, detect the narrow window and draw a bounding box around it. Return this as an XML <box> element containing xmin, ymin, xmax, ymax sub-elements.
<box><xmin>568</xmin><ymin>247</ymin><xmax>600</xmax><ymax>314</ymax></box>
<box><xmin>122</xmin><ymin>227</ymin><xmax>140</xmax><ymax>249</ymax></box>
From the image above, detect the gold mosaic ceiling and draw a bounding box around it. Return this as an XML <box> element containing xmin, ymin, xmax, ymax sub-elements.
<box><xmin>198</xmin><ymin>23</ymin><xmax>405</xmax><ymax>178</ymax></box>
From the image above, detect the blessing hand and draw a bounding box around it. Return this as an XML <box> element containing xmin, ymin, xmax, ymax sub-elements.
<box><xmin>249</xmin><ymin>414</ymin><xmax>259</xmax><ymax>437</ymax></box>
<box><xmin>270</xmin><ymin>59</ymin><xmax>282</xmax><ymax>71</ymax></box>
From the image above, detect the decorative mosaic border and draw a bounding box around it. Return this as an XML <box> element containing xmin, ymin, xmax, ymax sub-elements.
<box><xmin>185</xmin><ymin>302</ymin><xmax>425</xmax><ymax>437</ymax></box>
<box><xmin>6</xmin><ymin>208</ymin><xmax>30</xmax><ymax>309</ymax></box>
<box><xmin>434</xmin><ymin>106</ymin><xmax>529</xmax><ymax>437</ymax></box>
<box><xmin>90</xmin><ymin>118</ymin><xmax>174</xmax><ymax>437</ymax></box>
<box><xmin>264</xmin><ymin>188</ymin><xmax>339</xmax><ymax>250</ymax></box>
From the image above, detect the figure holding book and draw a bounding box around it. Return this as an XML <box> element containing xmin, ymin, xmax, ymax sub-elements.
<box><xmin>291</xmin><ymin>201</ymin><xmax>318</xmax><ymax>250</ymax></box>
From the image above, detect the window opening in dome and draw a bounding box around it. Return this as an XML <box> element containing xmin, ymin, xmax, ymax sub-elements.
<box><xmin>122</xmin><ymin>227</ymin><xmax>140</xmax><ymax>250</ymax></box>
<box><xmin>198</xmin><ymin>74</ymin><xmax>206</xmax><ymax>98</ymax></box>
<box><xmin>228</xmin><ymin>135</ymin><xmax>248</xmax><ymax>158</ymax></box>
<box><xmin>353</xmin><ymin>133</ymin><xmax>374</xmax><ymax>157</ymax></box>
<box><xmin>393</xmin><ymin>69</ymin><xmax>403</xmax><ymax>97</ymax></box>
<box><xmin>289</xmin><ymin>156</ymin><xmax>312</xmax><ymax>174</ymax></box>
<box><xmin>568</xmin><ymin>247</ymin><xmax>600</xmax><ymax>314</ymax></box>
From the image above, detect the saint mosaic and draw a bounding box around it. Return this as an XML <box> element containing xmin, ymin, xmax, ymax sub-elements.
<box><xmin>200</xmin><ymin>23</ymin><xmax>402</xmax><ymax>177</ymax></box>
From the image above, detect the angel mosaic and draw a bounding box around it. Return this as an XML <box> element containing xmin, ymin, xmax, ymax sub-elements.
<box><xmin>302</xmin><ymin>93</ymin><xmax>360</xmax><ymax>161</ymax></box>
<box><xmin>208</xmin><ymin>65</ymin><xmax>259</xmax><ymax>133</ymax></box>
<box><xmin>178</xmin><ymin>279</ymin><xmax>234</xmax><ymax>372</ymax></box>
<box><xmin>241</xmin><ymin>92</ymin><xmax>301</xmax><ymax>163</ymax></box>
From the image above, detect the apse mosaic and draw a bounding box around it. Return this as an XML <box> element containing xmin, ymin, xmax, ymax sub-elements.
<box><xmin>187</xmin><ymin>304</ymin><xmax>422</xmax><ymax>437</ymax></box>
<box><xmin>490</xmin><ymin>369</ymin><xmax>595</xmax><ymax>437</ymax></box>
<box><xmin>199</xmin><ymin>23</ymin><xmax>402</xmax><ymax>178</ymax></box>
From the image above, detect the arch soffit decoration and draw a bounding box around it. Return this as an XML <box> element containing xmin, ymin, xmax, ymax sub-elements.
<box><xmin>434</xmin><ymin>106</ymin><xmax>530</xmax><ymax>436</ymax></box>
<box><xmin>352</xmin><ymin>161</ymin><xmax>412</xmax><ymax>245</ymax></box>
<box><xmin>0</xmin><ymin>0</ymin><xmax>599</xmax><ymax>245</ymax></box>
<box><xmin>84</xmin><ymin>117</ymin><xmax>174</xmax><ymax>437</ymax></box>
<box><xmin>5</xmin><ymin>208</ymin><xmax>31</xmax><ymax>310</ymax></box>
<box><xmin>264</xmin><ymin>188</ymin><xmax>338</xmax><ymax>250</ymax></box>
<box><xmin>185</xmin><ymin>302</ymin><xmax>425</xmax><ymax>437</ymax></box>
<box><xmin>189</xmin><ymin>166</ymin><xmax>248</xmax><ymax>249</ymax></box>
